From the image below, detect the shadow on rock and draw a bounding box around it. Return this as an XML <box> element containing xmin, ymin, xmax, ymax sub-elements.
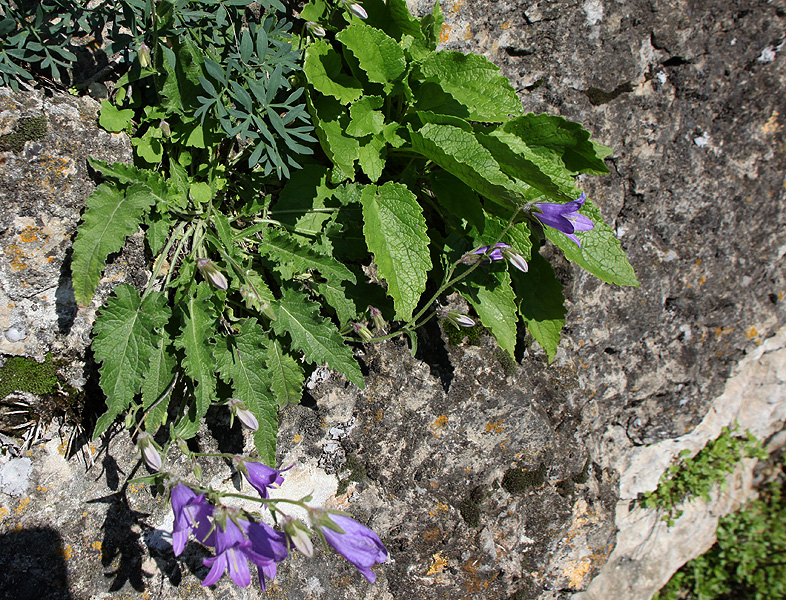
<box><xmin>0</xmin><ymin>527</ymin><xmax>73</xmax><ymax>600</ymax></box>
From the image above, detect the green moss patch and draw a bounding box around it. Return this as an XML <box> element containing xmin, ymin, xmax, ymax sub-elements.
<box><xmin>0</xmin><ymin>115</ymin><xmax>48</xmax><ymax>153</ymax></box>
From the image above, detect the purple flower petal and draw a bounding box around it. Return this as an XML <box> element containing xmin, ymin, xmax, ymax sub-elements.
<box><xmin>320</xmin><ymin>514</ymin><xmax>388</xmax><ymax>583</ymax></box>
<box><xmin>243</xmin><ymin>462</ymin><xmax>285</xmax><ymax>499</ymax></box>
<box><xmin>533</xmin><ymin>192</ymin><xmax>594</xmax><ymax>246</ymax></box>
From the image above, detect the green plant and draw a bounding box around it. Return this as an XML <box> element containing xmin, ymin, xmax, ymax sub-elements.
<box><xmin>641</xmin><ymin>427</ymin><xmax>767</xmax><ymax>526</ymax></box>
<box><xmin>654</xmin><ymin>458</ymin><xmax>786</xmax><ymax>600</ymax></box>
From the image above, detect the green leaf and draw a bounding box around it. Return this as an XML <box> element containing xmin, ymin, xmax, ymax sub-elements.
<box><xmin>141</xmin><ymin>326</ymin><xmax>176</xmax><ymax>432</ymax></box>
<box><xmin>257</xmin><ymin>229</ymin><xmax>356</xmax><ymax>285</ymax></box>
<box><xmin>361</xmin><ymin>182</ymin><xmax>431</xmax><ymax>321</ymax></box>
<box><xmin>414</xmin><ymin>51</ymin><xmax>523</xmax><ymax>122</ymax></box>
<box><xmin>175</xmin><ymin>282</ymin><xmax>218</xmax><ymax>430</ymax></box>
<box><xmin>304</xmin><ymin>39</ymin><xmax>363</xmax><ymax>104</ymax></box>
<box><xmin>336</xmin><ymin>23</ymin><xmax>407</xmax><ymax>92</ymax></box>
<box><xmin>308</xmin><ymin>91</ymin><xmax>359</xmax><ymax>180</ymax></box>
<box><xmin>501</xmin><ymin>114</ymin><xmax>610</xmax><ymax>174</ymax></box>
<box><xmin>267</xmin><ymin>338</ymin><xmax>305</xmax><ymax>408</ymax></box>
<box><xmin>459</xmin><ymin>270</ymin><xmax>518</xmax><ymax>357</ymax></box>
<box><xmin>272</xmin><ymin>164</ymin><xmax>334</xmax><ymax>240</ymax></box>
<box><xmin>144</xmin><ymin>209</ymin><xmax>175</xmax><ymax>256</ymax></box>
<box><xmin>511</xmin><ymin>252</ymin><xmax>566</xmax><ymax>362</ymax></box>
<box><xmin>272</xmin><ymin>288</ymin><xmax>364</xmax><ymax>387</ymax></box>
<box><xmin>98</xmin><ymin>100</ymin><xmax>134</xmax><ymax>133</ymax></box>
<box><xmin>542</xmin><ymin>198</ymin><xmax>639</xmax><ymax>287</ymax></box>
<box><xmin>430</xmin><ymin>170</ymin><xmax>484</xmax><ymax>231</ymax></box>
<box><xmin>317</xmin><ymin>280</ymin><xmax>360</xmax><ymax>324</ymax></box>
<box><xmin>409</xmin><ymin>123</ymin><xmax>523</xmax><ymax>208</ymax></box>
<box><xmin>346</xmin><ymin>96</ymin><xmax>385</xmax><ymax>137</ymax></box>
<box><xmin>92</xmin><ymin>286</ymin><xmax>169</xmax><ymax>438</ymax></box>
<box><xmin>71</xmin><ymin>183</ymin><xmax>155</xmax><ymax>306</ymax></box>
<box><xmin>357</xmin><ymin>134</ymin><xmax>387</xmax><ymax>182</ymax></box>
<box><xmin>87</xmin><ymin>158</ymin><xmax>178</xmax><ymax>208</ymax></box>
<box><xmin>219</xmin><ymin>320</ymin><xmax>278</xmax><ymax>465</ymax></box>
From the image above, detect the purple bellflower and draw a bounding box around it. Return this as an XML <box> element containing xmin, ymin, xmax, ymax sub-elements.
<box><xmin>171</xmin><ymin>483</ymin><xmax>215</xmax><ymax>555</ymax></box>
<box><xmin>241</xmin><ymin>461</ymin><xmax>285</xmax><ymax>499</ymax></box>
<box><xmin>533</xmin><ymin>192</ymin><xmax>594</xmax><ymax>247</ymax></box>
<box><xmin>202</xmin><ymin>518</ymin><xmax>288</xmax><ymax>589</ymax></box>
<box><xmin>467</xmin><ymin>243</ymin><xmax>528</xmax><ymax>272</ymax></box>
<box><xmin>318</xmin><ymin>514</ymin><xmax>388</xmax><ymax>582</ymax></box>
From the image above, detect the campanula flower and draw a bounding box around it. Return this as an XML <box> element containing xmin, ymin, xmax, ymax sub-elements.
<box><xmin>318</xmin><ymin>514</ymin><xmax>388</xmax><ymax>582</ymax></box>
<box><xmin>533</xmin><ymin>192</ymin><xmax>594</xmax><ymax>247</ymax></box>
<box><xmin>239</xmin><ymin>461</ymin><xmax>285</xmax><ymax>499</ymax></box>
<box><xmin>351</xmin><ymin>322</ymin><xmax>373</xmax><ymax>342</ymax></box>
<box><xmin>228</xmin><ymin>398</ymin><xmax>258</xmax><ymax>431</ymax></box>
<box><xmin>246</xmin><ymin>521</ymin><xmax>289</xmax><ymax>589</ymax></box>
<box><xmin>196</xmin><ymin>258</ymin><xmax>229</xmax><ymax>290</ymax></box>
<box><xmin>341</xmin><ymin>0</ymin><xmax>368</xmax><ymax>18</ymax></box>
<box><xmin>437</xmin><ymin>308</ymin><xmax>475</xmax><ymax>328</ymax></box>
<box><xmin>170</xmin><ymin>484</ymin><xmax>215</xmax><ymax>555</ymax></box>
<box><xmin>137</xmin><ymin>432</ymin><xmax>162</xmax><ymax>471</ymax></box>
<box><xmin>283</xmin><ymin>517</ymin><xmax>315</xmax><ymax>557</ymax></box>
<box><xmin>464</xmin><ymin>243</ymin><xmax>528</xmax><ymax>272</ymax></box>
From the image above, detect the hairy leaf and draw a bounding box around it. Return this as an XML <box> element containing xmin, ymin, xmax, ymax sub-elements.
<box><xmin>71</xmin><ymin>183</ymin><xmax>155</xmax><ymax>306</ymax></box>
<box><xmin>304</xmin><ymin>39</ymin><xmax>363</xmax><ymax>104</ymax></box>
<box><xmin>361</xmin><ymin>182</ymin><xmax>431</xmax><ymax>321</ymax></box>
<box><xmin>267</xmin><ymin>338</ymin><xmax>305</xmax><ymax>408</ymax></box>
<box><xmin>336</xmin><ymin>23</ymin><xmax>407</xmax><ymax>92</ymax></box>
<box><xmin>272</xmin><ymin>288</ymin><xmax>364</xmax><ymax>387</ymax></box>
<box><xmin>92</xmin><ymin>286</ymin><xmax>169</xmax><ymax>438</ymax></box>
<box><xmin>459</xmin><ymin>270</ymin><xmax>518</xmax><ymax>357</ymax></box>
<box><xmin>257</xmin><ymin>229</ymin><xmax>355</xmax><ymax>284</ymax></box>
<box><xmin>141</xmin><ymin>327</ymin><xmax>177</xmax><ymax>432</ymax></box>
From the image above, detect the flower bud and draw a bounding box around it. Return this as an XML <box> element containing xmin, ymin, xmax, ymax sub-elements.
<box><xmin>137</xmin><ymin>432</ymin><xmax>162</xmax><ymax>471</ymax></box>
<box><xmin>501</xmin><ymin>247</ymin><xmax>528</xmax><ymax>272</ymax></box>
<box><xmin>306</xmin><ymin>21</ymin><xmax>326</xmax><ymax>36</ymax></box>
<box><xmin>438</xmin><ymin>309</ymin><xmax>475</xmax><ymax>329</ymax></box>
<box><xmin>196</xmin><ymin>258</ymin><xmax>229</xmax><ymax>290</ymax></box>
<box><xmin>228</xmin><ymin>398</ymin><xmax>259</xmax><ymax>431</ymax></box>
<box><xmin>284</xmin><ymin>518</ymin><xmax>314</xmax><ymax>557</ymax></box>
<box><xmin>369</xmin><ymin>306</ymin><xmax>385</xmax><ymax>332</ymax></box>
<box><xmin>159</xmin><ymin>119</ymin><xmax>171</xmax><ymax>137</ymax></box>
<box><xmin>137</xmin><ymin>43</ymin><xmax>151</xmax><ymax>69</ymax></box>
<box><xmin>351</xmin><ymin>322</ymin><xmax>373</xmax><ymax>342</ymax></box>
<box><xmin>341</xmin><ymin>0</ymin><xmax>368</xmax><ymax>19</ymax></box>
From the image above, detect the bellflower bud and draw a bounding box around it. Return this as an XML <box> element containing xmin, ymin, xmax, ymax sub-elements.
<box><xmin>351</xmin><ymin>322</ymin><xmax>373</xmax><ymax>342</ymax></box>
<box><xmin>196</xmin><ymin>258</ymin><xmax>229</xmax><ymax>290</ymax></box>
<box><xmin>305</xmin><ymin>21</ymin><xmax>326</xmax><ymax>36</ymax></box>
<box><xmin>228</xmin><ymin>398</ymin><xmax>258</xmax><ymax>431</ymax></box>
<box><xmin>437</xmin><ymin>309</ymin><xmax>475</xmax><ymax>329</ymax></box>
<box><xmin>369</xmin><ymin>306</ymin><xmax>385</xmax><ymax>332</ymax></box>
<box><xmin>283</xmin><ymin>518</ymin><xmax>314</xmax><ymax>557</ymax></box>
<box><xmin>341</xmin><ymin>0</ymin><xmax>368</xmax><ymax>18</ymax></box>
<box><xmin>137</xmin><ymin>43</ymin><xmax>151</xmax><ymax>69</ymax></box>
<box><xmin>137</xmin><ymin>432</ymin><xmax>162</xmax><ymax>471</ymax></box>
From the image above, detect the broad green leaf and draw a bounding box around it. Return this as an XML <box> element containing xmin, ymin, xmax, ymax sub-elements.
<box><xmin>132</xmin><ymin>132</ymin><xmax>164</xmax><ymax>163</ymax></box>
<box><xmin>542</xmin><ymin>198</ymin><xmax>638</xmax><ymax>287</ymax></box>
<box><xmin>87</xmin><ymin>158</ymin><xmax>179</xmax><ymax>208</ymax></box>
<box><xmin>144</xmin><ymin>209</ymin><xmax>175</xmax><ymax>256</ymax></box>
<box><xmin>468</xmin><ymin>213</ymin><xmax>533</xmax><ymax>263</ymax></box>
<box><xmin>219</xmin><ymin>320</ymin><xmax>278</xmax><ymax>465</ymax></box>
<box><xmin>141</xmin><ymin>327</ymin><xmax>176</xmax><ymax>432</ymax></box>
<box><xmin>257</xmin><ymin>229</ymin><xmax>356</xmax><ymax>284</ymax></box>
<box><xmin>414</xmin><ymin>51</ymin><xmax>523</xmax><ymax>122</ymax></box>
<box><xmin>71</xmin><ymin>183</ymin><xmax>155</xmax><ymax>306</ymax></box>
<box><xmin>272</xmin><ymin>164</ymin><xmax>334</xmax><ymax>240</ymax></box>
<box><xmin>267</xmin><ymin>338</ymin><xmax>305</xmax><ymax>408</ymax></box>
<box><xmin>175</xmin><ymin>283</ymin><xmax>218</xmax><ymax>428</ymax></box>
<box><xmin>409</xmin><ymin>123</ymin><xmax>523</xmax><ymax>208</ymax></box>
<box><xmin>459</xmin><ymin>270</ymin><xmax>518</xmax><ymax>357</ymax></box>
<box><xmin>304</xmin><ymin>39</ymin><xmax>363</xmax><ymax>104</ymax></box>
<box><xmin>357</xmin><ymin>134</ymin><xmax>387</xmax><ymax>182</ymax></box>
<box><xmin>347</xmin><ymin>96</ymin><xmax>385</xmax><ymax>137</ymax></box>
<box><xmin>157</xmin><ymin>36</ymin><xmax>204</xmax><ymax>113</ymax></box>
<box><xmin>308</xmin><ymin>92</ymin><xmax>359</xmax><ymax>179</ymax></box>
<box><xmin>272</xmin><ymin>288</ymin><xmax>364</xmax><ymax>387</ymax></box>
<box><xmin>92</xmin><ymin>286</ymin><xmax>169</xmax><ymax>438</ymax></box>
<box><xmin>98</xmin><ymin>100</ymin><xmax>134</xmax><ymax>133</ymax></box>
<box><xmin>501</xmin><ymin>114</ymin><xmax>610</xmax><ymax>174</ymax></box>
<box><xmin>361</xmin><ymin>182</ymin><xmax>431</xmax><ymax>321</ymax></box>
<box><xmin>317</xmin><ymin>280</ymin><xmax>360</xmax><ymax>324</ymax></box>
<box><xmin>336</xmin><ymin>23</ymin><xmax>407</xmax><ymax>92</ymax></box>
<box><xmin>430</xmin><ymin>170</ymin><xmax>484</xmax><ymax>231</ymax></box>
<box><xmin>511</xmin><ymin>252</ymin><xmax>566</xmax><ymax>363</ymax></box>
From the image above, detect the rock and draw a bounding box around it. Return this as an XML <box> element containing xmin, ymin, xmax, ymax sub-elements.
<box><xmin>0</xmin><ymin>457</ymin><xmax>33</xmax><ymax>497</ymax></box>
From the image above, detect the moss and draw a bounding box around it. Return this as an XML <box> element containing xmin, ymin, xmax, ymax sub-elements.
<box><xmin>494</xmin><ymin>346</ymin><xmax>517</xmax><ymax>374</ymax></box>
<box><xmin>502</xmin><ymin>463</ymin><xmax>547</xmax><ymax>495</ymax></box>
<box><xmin>444</xmin><ymin>322</ymin><xmax>485</xmax><ymax>347</ymax></box>
<box><xmin>337</xmin><ymin>455</ymin><xmax>367</xmax><ymax>495</ymax></box>
<box><xmin>0</xmin><ymin>353</ymin><xmax>60</xmax><ymax>399</ymax></box>
<box><xmin>458</xmin><ymin>485</ymin><xmax>486</xmax><ymax>527</ymax></box>
<box><xmin>0</xmin><ymin>115</ymin><xmax>48</xmax><ymax>153</ymax></box>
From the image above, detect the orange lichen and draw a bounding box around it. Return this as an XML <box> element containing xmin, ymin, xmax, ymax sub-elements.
<box><xmin>439</xmin><ymin>23</ymin><xmax>451</xmax><ymax>42</ymax></box>
<box><xmin>485</xmin><ymin>420</ymin><xmax>504</xmax><ymax>433</ymax></box>
<box><xmin>15</xmin><ymin>497</ymin><xmax>30</xmax><ymax>515</ymax></box>
<box><xmin>426</xmin><ymin>551</ymin><xmax>448</xmax><ymax>575</ymax></box>
<box><xmin>19</xmin><ymin>226</ymin><xmax>41</xmax><ymax>243</ymax></box>
<box><xmin>59</xmin><ymin>543</ymin><xmax>73</xmax><ymax>560</ymax></box>
<box><xmin>6</xmin><ymin>244</ymin><xmax>29</xmax><ymax>271</ymax></box>
<box><xmin>431</xmin><ymin>415</ymin><xmax>448</xmax><ymax>430</ymax></box>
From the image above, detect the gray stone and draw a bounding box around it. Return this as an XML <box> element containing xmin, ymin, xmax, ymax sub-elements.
<box><xmin>0</xmin><ymin>457</ymin><xmax>33</xmax><ymax>497</ymax></box>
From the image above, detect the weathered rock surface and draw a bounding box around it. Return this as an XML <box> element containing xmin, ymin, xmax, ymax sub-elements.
<box><xmin>1</xmin><ymin>0</ymin><xmax>785</xmax><ymax>599</ymax></box>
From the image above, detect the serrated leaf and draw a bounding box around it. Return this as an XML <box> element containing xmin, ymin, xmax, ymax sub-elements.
<box><xmin>361</xmin><ymin>182</ymin><xmax>431</xmax><ymax>321</ymax></box>
<box><xmin>414</xmin><ymin>51</ymin><xmax>523</xmax><ymax>122</ymax></box>
<box><xmin>336</xmin><ymin>23</ymin><xmax>406</xmax><ymax>92</ymax></box>
<box><xmin>71</xmin><ymin>183</ymin><xmax>155</xmax><ymax>306</ymax></box>
<box><xmin>272</xmin><ymin>164</ymin><xmax>334</xmax><ymax>240</ymax></box>
<box><xmin>409</xmin><ymin>123</ymin><xmax>523</xmax><ymax>208</ymax></box>
<box><xmin>304</xmin><ymin>39</ymin><xmax>363</xmax><ymax>104</ymax></box>
<box><xmin>510</xmin><ymin>252</ymin><xmax>566</xmax><ymax>363</ymax></box>
<box><xmin>308</xmin><ymin>91</ymin><xmax>359</xmax><ymax>179</ymax></box>
<box><xmin>141</xmin><ymin>327</ymin><xmax>177</xmax><ymax>432</ymax></box>
<box><xmin>272</xmin><ymin>288</ymin><xmax>364</xmax><ymax>387</ymax></box>
<box><xmin>218</xmin><ymin>320</ymin><xmax>278</xmax><ymax>464</ymax></box>
<box><xmin>267</xmin><ymin>338</ymin><xmax>305</xmax><ymax>408</ymax></box>
<box><xmin>542</xmin><ymin>198</ymin><xmax>639</xmax><ymax>287</ymax></box>
<box><xmin>257</xmin><ymin>229</ymin><xmax>356</xmax><ymax>284</ymax></box>
<box><xmin>347</xmin><ymin>95</ymin><xmax>385</xmax><ymax>137</ymax></box>
<box><xmin>501</xmin><ymin>114</ymin><xmax>610</xmax><ymax>174</ymax></box>
<box><xmin>430</xmin><ymin>170</ymin><xmax>484</xmax><ymax>231</ymax></box>
<box><xmin>175</xmin><ymin>283</ymin><xmax>218</xmax><ymax>429</ymax></box>
<box><xmin>92</xmin><ymin>286</ymin><xmax>169</xmax><ymax>438</ymax></box>
<box><xmin>144</xmin><ymin>209</ymin><xmax>175</xmax><ymax>256</ymax></box>
<box><xmin>357</xmin><ymin>134</ymin><xmax>387</xmax><ymax>182</ymax></box>
<box><xmin>459</xmin><ymin>270</ymin><xmax>518</xmax><ymax>357</ymax></box>
<box><xmin>99</xmin><ymin>100</ymin><xmax>134</xmax><ymax>133</ymax></box>
<box><xmin>317</xmin><ymin>280</ymin><xmax>360</xmax><ymax>324</ymax></box>
<box><xmin>87</xmin><ymin>158</ymin><xmax>178</xmax><ymax>208</ymax></box>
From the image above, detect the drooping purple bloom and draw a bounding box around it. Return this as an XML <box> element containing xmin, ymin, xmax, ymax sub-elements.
<box><xmin>319</xmin><ymin>514</ymin><xmax>388</xmax><ymax>582</ymax></box>
<box><xmin>170</xmin><ymin>484</ymin><xmax>215</xmax><ymax>556</ymax></box>
<box><xmin>534</xmin><ymin>192</ymin><xmax>594</xmax><ymax>247</ymax></box>
<box><xmin>242</xmin><ymin>461</ymin><xmax>285</xmax><ymax>499</ymax></box>
<box><xmin>468</xmin><ymin>243</ymin><xmax>528</xmax><ymax>272</ymax></box>
<box><xmin>201</xmin><ymin>518</ymin><xmax>288</xmax><ymax>589</ymax></box>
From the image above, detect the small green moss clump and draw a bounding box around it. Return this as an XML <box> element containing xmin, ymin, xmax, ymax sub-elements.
<box><xmin>0</xmin><ymin>353</ymin><xmax>60</xmax><ymax>399</ymax></box>
<box><xmin>0</xmin><ymin>115</ymin><xmax>48</xmax><ymax>153</ymax></box>
<box><xmin>502</xmin><ymin>463</ymin><xmax>547</xmax><ymax>495</ymax></box>
<box><xmin>458</xmin><ymin>486</ymin><xmax>486</xmax><ymax>527</ymax></box>
<box><xmin>336</xmin><ymin>455</ymin><xmax>368</xmax><ymax>495</ymax></box>
<box><xmin>444</xmin><ymin>322</ymin><xmax>484</xmax><ymax>347</ymax></box>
